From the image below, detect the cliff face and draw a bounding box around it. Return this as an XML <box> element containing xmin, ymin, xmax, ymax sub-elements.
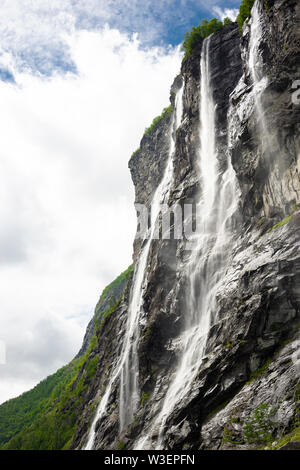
<box><xmin>2</xmin><ymin>0</ymin><xmax>298</xmax><ymax>453</ymax></box>
<box><xmin>68</xmin><ymin>0</ymin><xmax>300</xmax><ymax>451</ymax></box>
<box><xmin>6</xmin><ymin>0</ymin><xmax>298</xmax><ymax>452</ymax></box>
<box><xmin>231</xmin><ymin>0</ymin><xmax>300</xmax><ymax>223</ymax></box>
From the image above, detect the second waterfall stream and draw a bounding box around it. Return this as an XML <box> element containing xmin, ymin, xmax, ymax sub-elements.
<box><xmin>136</xmin><ymin>34</ymin><xmax>240</xmax><ymax>450</ymax></box>
<box><xmin>84</xmin><ymin>84</ymin><xmax>184</xmax><ymax>450</ymax></box>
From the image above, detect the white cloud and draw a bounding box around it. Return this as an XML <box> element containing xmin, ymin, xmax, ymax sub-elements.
<box><xmin>0</xmin><ymin>0</ymin><xmax>241</xmax><ymax>78</ymax></box>
<box><xmin>0</xmin><ymin>0</ymin><xmax>182</xmax><ymax>75</ymax></box>
<box><xmin>213</xmin><ymin>6</ymin><xmax>239</xmax><ymax>22</ymax></box>
<box><xmin>0</xmin><ymin>27</ymin><xmax>182</xmax><ymax>404</ymax></box>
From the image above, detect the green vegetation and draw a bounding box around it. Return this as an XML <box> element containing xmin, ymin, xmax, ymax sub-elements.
<box><xmin>116</xmin><ymin>441</ymin><xmax>126</xmax><ymax>450</ymax></box>
<box><xmin>264</xmin><ymin>385</ymin><xmax>300</xmax><ymax>449</ymax></box>
<box><xmin>130</xmin><ymin>148</ymin><xmax>140</xmax><ymax>161</ymax></box>
<box><xmin>182</xmin><ymin>0</ymin><xmax>273</xmax><ymax>56</ymax></box>
<box><xmin>144</xmin><ymin>105</ymin><xmax>172</xmax><ymax>136</ymax></box>
<box><xmin>142</xmin><ymin>326</ymin><xmax>152</xmax><ymax>342</ymax></box>
<box><xmin>0</xmin><ymin>345</ymin><xmax>96</xmax><ymax>450</ymax></box>
<box><xmin>266</xmin><ymin>214</ymin><xmax>294</xmax><ymax>233</ymax></box>
<box><xmin>267</xmin><ymin>426</ymin><xmax>300</xmax><ymax>450</ymax></box>
<box><xmin>96</xmin><ymin>297</ymin><xmax>122</xmax><ymax>331</ymax></box>
<box><xmin>263</xmin><ymin>0</ymin><xmax>270</xmax><ymax>12</ymax></box>
<box><xmin>129</xmin><ymin>104</ymin><xmax>173</xmax><ymax>160</ymax></box>
<box><xmin>257</xmin><ymin>217</ymin><xmax>266</xmax><ymax>227</ymax></box>
<box><xmin>94</xmin><ymin>264</ymin><xmax>133</xmax><ymax>332</ymax></box>
<box><xmin>223</xmin><ymin>17</ymin><xmax>233</xmax><ymax>26</ymax></box>
<box><xmin>0</xmin><ymin>363</ymin><xmax>79</xmax><ymax>446</ymax></box>
<box><xmin>0</xmin><ymin>266</ymin><xmax>133</xmax><ymax>450</ymax></box>
<box><xmin>222</xmin><ymin>425</ymin><xmax>243</xmax><ymax>446</ymax></box>
<box><xmin>141</xmin><ymin>392</ymin><xmax>150</xmax><ymax>407</ymax></box>
<box><xmin>86</xmin><ymin>356</ymin><xmax>99</xmax><ymax>378</ymax></box>
<box><xmin>236</xmin><ymin>0</ymin><xmax>272</xmax><ymax>32</ymax></box>
<box><xmin>130</xmin><ymin>0</ymin><xmax>264</xmax><ymax>159</ymax></box>
<box><xmin>223</xmin><ymin>341</ymin><xmax>233</xmax><ymax>350</ymax></box>
<box><xmin>182</xmin><ymin>18</ymin><xmax>225</xmax><ymax>57</ymax></box>
<box><xmin>243</xmin><ymin>404</ymin><xmax>276</xmax><ymax>445</ymax></box>
<box><xmin>237</xmin><ymin>0</ymin><xmax>255</xmax><ymax>31</ymax></box>
<box><xmin>99</xmin><ymin>264</ymin><xmax>133</xmax><ymax>302</ymax></box>
<box><xmin>266</xmin><ymin>204</ymin><xmax>298</xmax><ymax>233</ymax></box>
<box><xmin>247</xmin><ymin>358</ymin><xmax>273</xmax><ymax>384</ymax></box>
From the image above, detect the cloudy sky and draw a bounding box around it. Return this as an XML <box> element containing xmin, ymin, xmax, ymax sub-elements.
<box><xmin>0</xmin><ymin>0</ymin><xmax>240</xmax><ymax>405</ymax></box>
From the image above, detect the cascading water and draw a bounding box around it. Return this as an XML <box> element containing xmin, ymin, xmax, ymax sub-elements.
<box><xmin>248</xmin><ymin>0</ymin><xmax>284</xmax><ymax>212</ymax></box>
<box><xmin>136</xmin><ymin>35</ymin><xmax>240</xmax><ymax>450</ymax></box>
<box><xmin>248</xmin><ymin>0</ymin><xmax>268</xmax><ymax>135</ymax></box>
<box><xmin>84</xmin><ymin>84</ymin><xmax>184</xmax><ymax>450</ymax></box>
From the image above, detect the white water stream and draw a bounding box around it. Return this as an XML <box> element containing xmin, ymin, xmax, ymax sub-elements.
<box><xmin>248</xmin><ymin>0</ymin><xmax>268</xmax><ymax>135</ymax></box>
<box><xmin>86</xmin><ymin>2</ymin><xmax>266</xmax><ymax>450</ymax></box>
<box><xmin>136</xmin><ymin>34</ymin><xmax>240</xmax><ymax>450</ymax></box>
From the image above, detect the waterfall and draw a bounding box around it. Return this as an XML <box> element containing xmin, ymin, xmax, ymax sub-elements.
<box><xmin>136</xmin><ymin>35</ymin><xmax>240</xmax><ymax>450</ymax></box>
<box><xmin>119</xmin><ymin>82</ymin><xmax>184</xmax><ymax>430</ymax></box>
<box><xmin>248</xmin><ymin>0</ymin><xmax>268</xmax><ymax>136</ymax></box>
<box><xmin>84</xmin><ymin>84</ymin><xmax>184</xmax><ymax>450</ymax></box>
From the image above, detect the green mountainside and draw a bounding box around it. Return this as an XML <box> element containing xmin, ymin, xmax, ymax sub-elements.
<box><xmin>0</xmin><ymin>265</ymin><xmax>133</xmax><ymax>450</ymax></box>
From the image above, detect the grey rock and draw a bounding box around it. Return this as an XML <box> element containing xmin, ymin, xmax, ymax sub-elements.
<box><xmin>72</xmin><ymin>0</ymin><xmax>300</xmax><ymax>451</ymax></box>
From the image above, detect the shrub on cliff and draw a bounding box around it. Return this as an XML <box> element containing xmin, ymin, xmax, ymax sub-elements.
<box><xmin>237</xmin><ymin>0</ymin><xmax>255</xmax><ymax>30</ymax></box>
<box><xmin>182</xmin><ymin>18</ymin><xmax>224</xmax><ymax>56</ymax></box>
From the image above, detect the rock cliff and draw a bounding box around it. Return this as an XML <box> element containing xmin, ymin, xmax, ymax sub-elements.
<box><xmin>1</xmin><ymin>0</ymin><xmax>299</xmax><ymax>452</ymax></box>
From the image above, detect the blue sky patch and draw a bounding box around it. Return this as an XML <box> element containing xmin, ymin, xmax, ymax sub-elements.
<box><xmin>0</xmin><ymin>68</ymin><xmax>15</xmax><ymax>84</ymax></box>
<box><xmin>0</xmin><ymin>0</ymin><xmax>241</xmax><ymax>80</ymax></box>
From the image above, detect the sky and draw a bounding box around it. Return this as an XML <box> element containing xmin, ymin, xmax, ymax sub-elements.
<box><xmin>0</xmin><ymin>0</ymin><xmax>240</xmax><ymax>405</ymax></box>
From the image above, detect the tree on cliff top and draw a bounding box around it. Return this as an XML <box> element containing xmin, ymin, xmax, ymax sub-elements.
<box><xmin>237</xmin><ymin>0</ymin><xmax>256</xmax><ymax>30</ymax></box>
<box><xmin>182</xmin><ymin>18</ymin><xmax>224</xmax><ymax>56</ymax></box>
